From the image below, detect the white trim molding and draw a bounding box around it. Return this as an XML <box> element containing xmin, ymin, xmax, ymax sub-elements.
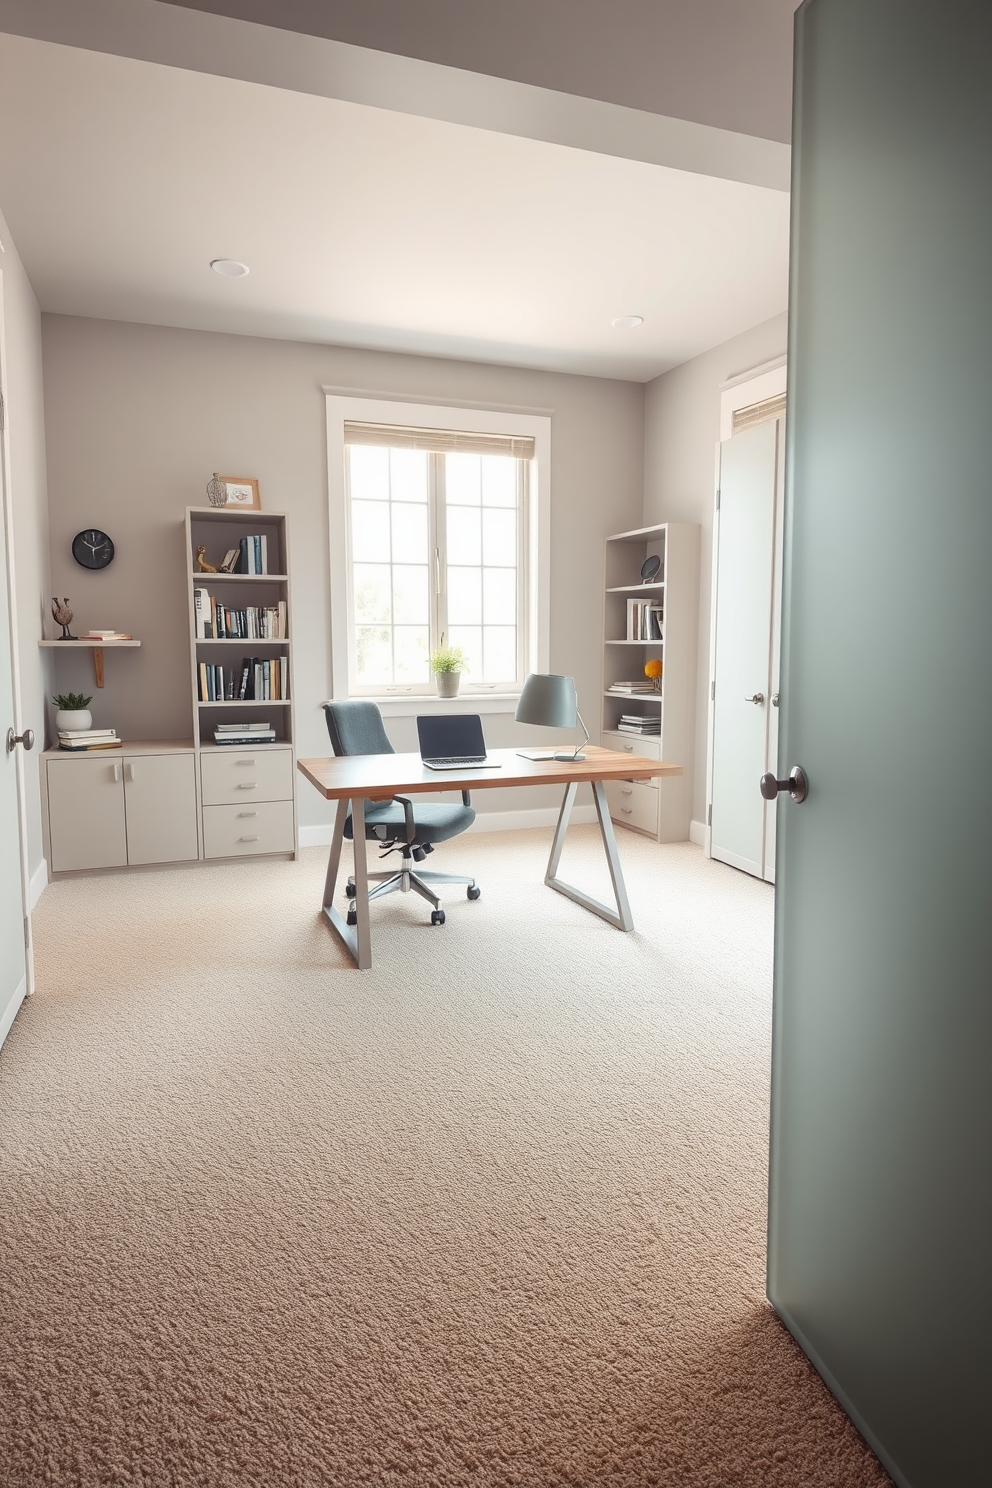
<box><xmin>325</xmin><ymin>392</ymin><xmax>551</xmax><ymax>704</ymax></box>
<box><xmin>28</xmin><ymin>857</ymin><xmax>48</xmax><ymax>911</ymax></box>
<box><xmin>0</xmin><ymin>973</ymin><xmax>26</xmax><ymax>1049</ymax></box>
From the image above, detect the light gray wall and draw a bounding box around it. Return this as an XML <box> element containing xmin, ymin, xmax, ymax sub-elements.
<box><xmin>40</xmin><ymin>314</ymin><xmax>644</xmax><ymax>831</ymax></box>
<box><xmin>643</xmin><ymin>311</ymin><xmax>788</xmax><ymax>828</ymax></box>
<box><xmin>0</xmin><ymin>205</ymin><xmax>52</xmax><ymax>883</ymax></box>
<box><xmin>160</xmin><ymin>0</ymin><xmax>798</xmax><ymax>144</ymax></box>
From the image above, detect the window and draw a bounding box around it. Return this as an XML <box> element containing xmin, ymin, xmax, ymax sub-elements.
<box><xmin>326</xmin><ymin>397</ymin><xmax>550</xmax><ymax>705</ymax></box>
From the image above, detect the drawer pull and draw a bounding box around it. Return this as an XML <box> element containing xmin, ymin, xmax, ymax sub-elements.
<box><xmin>621</xmin><ymin>744</ymin><xmax>633</xmax><ymax>752</ymax></box>
<box><xmin>621</xmin><ymin>787</ymin><xmax>633</xmax><ymax>796</ymax></box>
<box><xmin>236</xmin><ymin>782</ymin><xmax>258</xmax><ymax>790</ymax></box>
<box><xmin>239</xmin><ymin>835</ymin><xmax>260</xmax><ymax>843</ymax></box>
<box><xmin>236</xmin><ymin>759</ymin><xmax>256</xmax><ymax>767</ymax></box>
<box><xmin>237</xmin><ymin>811</ymin><xmax>258</xmax><ymax>818</ymax></box>
<box><xmin>621</xmin><ymin>806</ymin><xmax>633</xmax><ymax>815</ymax></box>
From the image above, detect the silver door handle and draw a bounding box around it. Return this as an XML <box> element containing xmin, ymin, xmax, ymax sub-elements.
<box><xmin>5</xmin><ymin>727</ymin><xmax>34</xmax><ymax>753</ymax></box>
<box><xmin>760</xmin><ymin>766</ymin><xmax>808</xmax><ymax>804</ymax></box>
<box><xmin>745</xmin><ymin>693</ymin><xmax>765</xmax><ymax>705</ymax></box>
<box><xmin>771</xmin><ymin>693</ymin><xmax>780</xmax><ymax>708</ymax></box>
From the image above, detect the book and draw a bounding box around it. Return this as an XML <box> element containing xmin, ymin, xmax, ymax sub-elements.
<box><xmin>219</xmin><ymin>548</ymin><xmax>240</xmax><ymax>573</ymax></box>
<box><xmin>194</xmin><ymin>587</ymin><xmax>211</xmax><ymax>639</ymax></box>
<box><xmin>58</xmin><ymin>728</ymin><xmax>118</xmax><ymax>740</ymax></box>
<box><xmin>59</xmin><ymin>738</ymin><xmax>123</xmax><ymax>751</ymax></box>
<box><xmin>212</xmin><ymin>732</ymin><xmax>277</xmax><ymax>745</ymax></box>
<box><xmin>215</xmin><ymin>721</ymin><xmax>271</xmax><ymax>733</ymax></box>
<box><xmin>80</xmin><ymin>630</ymin><xmax>133</xmax><ymax>640</ymax></box>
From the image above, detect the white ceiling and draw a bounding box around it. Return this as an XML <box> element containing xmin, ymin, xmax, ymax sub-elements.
<box><xmin>0</xmin><ymin>33</ymin><xmax>791</xmax><ymax>382</ymax></box>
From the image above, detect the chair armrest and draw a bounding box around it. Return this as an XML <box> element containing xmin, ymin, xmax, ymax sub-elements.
<box><xmin>393</xmin><ymin>794</ymin><xmax>417</xmax><ymax>845</ymax></box>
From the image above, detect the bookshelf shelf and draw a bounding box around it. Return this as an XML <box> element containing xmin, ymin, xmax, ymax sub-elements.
<box><xmin>185</xmin><ymin>507</ymin><xmax>297</xmax><ymax>859</ymax></box>
<box><xmin>601</xmin><ymin>521</ymin><xmax>698</xmax><ymax>843</ymax></box>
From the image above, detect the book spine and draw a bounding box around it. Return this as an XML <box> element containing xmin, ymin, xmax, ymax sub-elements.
<box><xmin>260</xmin><ymin>533</ymin><xmax>268</xmax><ymax>574</ymax></box>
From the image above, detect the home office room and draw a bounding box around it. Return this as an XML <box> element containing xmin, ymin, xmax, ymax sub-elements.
<box><xmin>3</xmin><ymin>5</ymin><xmax>989</xmax><ymax>1488</ymax></box>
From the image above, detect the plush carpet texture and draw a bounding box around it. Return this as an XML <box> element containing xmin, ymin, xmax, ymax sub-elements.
<box><xmin>0</xmin><ymin>828</ymin><xmax>891</xmax><ymax>1487</ymax></box>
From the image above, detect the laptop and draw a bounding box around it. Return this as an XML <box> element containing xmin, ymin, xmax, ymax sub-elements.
<box><xmin>417</xmin><ymin>713</ymin><xmax>501</xmax><ymax>770</ymax></box>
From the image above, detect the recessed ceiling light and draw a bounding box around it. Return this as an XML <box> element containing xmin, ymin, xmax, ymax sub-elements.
<box><xmin>210</xmin><ymin>259</ymin><xmax>250</xmax><ymax>278</ymax></box>
<box><xmin>612</xmin><ymin>315</ymin><xmax>644</xmax><ymax>330</ymax></box>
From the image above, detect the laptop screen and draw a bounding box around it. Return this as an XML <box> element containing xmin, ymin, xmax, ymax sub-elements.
<box><xmin>417</xmin><ymin>713</ymin><xmax>487</xmax><ymax>760</ymax></box>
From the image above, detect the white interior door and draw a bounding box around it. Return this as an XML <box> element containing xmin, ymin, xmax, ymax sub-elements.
<box><xmin>709</xmin><ymin>421</ymin><xmax>779</xmax><ymax>876</ymax></box>
<box><xmin>0</xmin><ymin>376</ymin><xmax>28</xmax><ymax>1048</ymax></box>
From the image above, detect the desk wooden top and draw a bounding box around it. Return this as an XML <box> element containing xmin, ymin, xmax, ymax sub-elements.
<box><xmin>297</xmin><ymin>745</ymin><xmax>682</xmax><ymax>801</ymax></box>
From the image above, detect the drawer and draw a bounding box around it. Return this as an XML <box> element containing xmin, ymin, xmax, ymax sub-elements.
<box><xmin>200</xmin><ymin>747</ymin><xmax>294</xmax><ymax>805</ymax></box>
<box><xmin>202</xmin><ymin>800</ymin><xmax>296</xmax><ymax>858</ymax></box>
<box><xmin>606</xmin><ymin>731</ymin><xmax>661</xmax><ymax>769</ymax></box>
<box><xmin>605</xmin><ymin>778</ymin><xmax>659</xmax><ymax>836</ymax></box>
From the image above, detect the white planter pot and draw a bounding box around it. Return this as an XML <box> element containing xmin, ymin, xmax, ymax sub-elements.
<box><xmin>434</xmin><ymin>671</ymin><xmax>461</xmax><ymax>698</ymax></box>
<box><xmin>55</xmin><ymin>709</ymin><xmax>92</xmax><ymax>732</ymax></box>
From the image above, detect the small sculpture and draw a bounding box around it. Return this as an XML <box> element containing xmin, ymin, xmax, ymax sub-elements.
<box><xmin>52</xmin><ymin>598</ymin><xmax>76</xmax><ymax>640</ymax></box>
<box><xmin>195</xmin><ymin>546</ymin><xmax>219</xmax><ymax>573</ymax></box>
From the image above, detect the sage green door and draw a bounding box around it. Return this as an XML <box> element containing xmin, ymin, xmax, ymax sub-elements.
<box><xmin>768</xmin><ymin>3</ymin><xmax>992</xmax><ymax>1485</ymax></box>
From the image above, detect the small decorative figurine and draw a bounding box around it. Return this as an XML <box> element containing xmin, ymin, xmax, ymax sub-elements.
<box><xmin>52</xmin><ymin>598</ymin><xmax>76</xmax><ymax>640</ymax></box>
<box><xmin>195</xmin><ymin>546</ymin><xmax>219</xmax><ymax>573</ymax></box>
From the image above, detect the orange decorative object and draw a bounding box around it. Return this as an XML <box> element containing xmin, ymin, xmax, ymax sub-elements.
<box><xmin>644</xmin><ymin>658</ymin><xmax>662</xmax><ymax>681</ymax></box>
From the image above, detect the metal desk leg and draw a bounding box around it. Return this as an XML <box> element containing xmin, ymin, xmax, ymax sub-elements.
<box><xmin>545</xmin><ymin>779</ymin><xmax>634</xmax><ymax>931</ymax></box>
<box><xmin>320</xmin><ymin>797</ymin><xmax>375</xmax><ymax>969</ymax></box>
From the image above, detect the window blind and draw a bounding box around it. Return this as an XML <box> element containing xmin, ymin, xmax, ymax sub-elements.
<box><xmin>731</xmin><ymin>392</ymin><xmax>787</xmax><ymax>435</ymax></box>
<box><xmin>344</xmin><ymin>420</ymin><xmax>536</xmax><ymax>460</ymax></box>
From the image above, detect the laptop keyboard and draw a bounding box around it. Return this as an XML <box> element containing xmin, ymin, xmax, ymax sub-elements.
<box><xmin>427</xmin><ymin>756</ymin><xmax>487</xmax><ymax>767</ymax></box>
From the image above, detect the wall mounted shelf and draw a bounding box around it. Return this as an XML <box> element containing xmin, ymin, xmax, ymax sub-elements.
<box><xmin>39</xmin><ymin>638</ymin><xmax>141</xmax><ymax>687</ymax></box>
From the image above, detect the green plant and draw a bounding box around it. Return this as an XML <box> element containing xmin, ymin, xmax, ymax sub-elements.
<box><xmin>52</xmin><ymin>693</ymin><xmax>93</xmax><ymax>710</ymax></box>
<box><xmin>428</xmin><ymin>635</ymin><xmax>468</xmax><ymax>674</ymax></box>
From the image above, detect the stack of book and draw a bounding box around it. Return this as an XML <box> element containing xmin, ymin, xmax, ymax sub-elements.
<box><xmin>80</xmin><ymin>629</ymin><xmax>133</xmax><ymax>641</ymax></box>
<box><xmin>193</xmin><ymin>590</ymin><xmax>287</xmax><ymax>640</ymax></box>
<box><xmin>58</xmin><ymin>727</ymin><xmax>122</xmax><ymax>752</ymax></box>
<box><xmin>213</xmin><ymin>722</ymin><xmax>277</xmax><ymax>746</ymax></box>
<box><xmin>607</xmin><ymin>680</ymin><xmax>657</xmax><ymax>696</ymax></box>
<box><xmin>626</xmin><ymin>599</ymin><xmax>664</xmax><ymax>640</ymax></box>
<box><xmin>198</xmin><ymin>656</ymin><xmax>290</xmax><ymax>701</ymax></box>
<box><xmin>617</xmin><ymin>714</ymin><xmax>661</xmax><ymax>737</ymax></box>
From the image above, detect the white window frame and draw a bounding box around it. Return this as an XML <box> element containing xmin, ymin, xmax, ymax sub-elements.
<box><xmin>325</xmin><ymin>393</ymin><xmax>551</xmax><ymax>714</ymax></box>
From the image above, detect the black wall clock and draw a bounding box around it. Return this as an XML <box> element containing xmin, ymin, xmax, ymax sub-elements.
<box><xmin>71</xmin><ymin>529</ymin><xmax>115</xmax><ymax>570</ymax></box>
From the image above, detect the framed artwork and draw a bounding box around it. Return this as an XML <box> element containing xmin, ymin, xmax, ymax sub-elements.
<box><xmin>217</xmin><ymin>476</ymin><xmax>261</xmax><ymax>510</ymax></box>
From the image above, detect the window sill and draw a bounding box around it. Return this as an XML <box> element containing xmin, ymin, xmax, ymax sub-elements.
<box><xmin>332</xmin><ymin>693</ymin><xmax>522</xmax><ymax>718</ymax></box>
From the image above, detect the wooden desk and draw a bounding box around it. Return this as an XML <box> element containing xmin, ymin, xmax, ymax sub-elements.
<box><xmin>297</xmin><ymin>745</ymin><xmax>682</xmax><ymax>968</ymax></box>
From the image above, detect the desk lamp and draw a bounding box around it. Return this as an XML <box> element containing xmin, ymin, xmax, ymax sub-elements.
<box><xmin>515</xmin><ymin>673</ymin><xmax>589</xmax><ymax>762</ymax></box>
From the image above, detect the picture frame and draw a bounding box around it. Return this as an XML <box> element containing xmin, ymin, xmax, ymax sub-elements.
<box><xmin>216</xmin><ymin>476</ymin><xmax>262</xmax><ymax>510</ymax></box>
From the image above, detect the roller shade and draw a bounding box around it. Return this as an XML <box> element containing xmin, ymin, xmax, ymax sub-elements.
<box><xmin>344</xmin><ymin>420</ymin><xmax>536</xmax><ymax>460</ymax></box>
<box><xmin>732</xmin><ymin>392</ymin><xmax>787</xmax><ymax>435</ymax></box>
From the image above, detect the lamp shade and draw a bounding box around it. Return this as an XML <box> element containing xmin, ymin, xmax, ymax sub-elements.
<box><xmin>515</xmin><ymin>673</ymin><xmax>577</xmax><ymax>728</ymax></box>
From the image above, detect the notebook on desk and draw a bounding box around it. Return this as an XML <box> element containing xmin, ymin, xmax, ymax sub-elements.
<box><xmin>417</xmin><ymin>713</ymin><xmax>501</xmax><ymax>770</ymax></box>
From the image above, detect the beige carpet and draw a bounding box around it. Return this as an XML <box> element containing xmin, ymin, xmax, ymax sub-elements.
<box><xmin>0</xmin><ymin>827</ymin><xmax>891</xmax><ymax>1488</ymax></box>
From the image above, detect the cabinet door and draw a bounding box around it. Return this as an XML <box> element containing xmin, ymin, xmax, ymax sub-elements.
<box><xmin>123</xmin><ymin>754</ymin><xmax>198</xmax><ymax>865</ymax></box>
<box><xmin>47</xmin><ymin>756</ymin><xmax>128</xmax><ymax>872</ymax></box>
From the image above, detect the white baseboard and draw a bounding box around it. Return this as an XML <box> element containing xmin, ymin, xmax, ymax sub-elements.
<box><xmin>297</xmin><ymin>803</ymin><xmax>597</xmax><ymax>849</ymax></box>
<box><xmin>0</xmin><ymin>973</ymin><xmax>27</xmax><ymax>1050</ymax></box>
<box><xmin>689</xmin><ymin>819</ymin><xmax>706</xmax><ymax>847</ymax></box>
<box><xmin>28</xmin><ymin>858</ymin><xmax>49</xmax><ymax>911</ymax></box>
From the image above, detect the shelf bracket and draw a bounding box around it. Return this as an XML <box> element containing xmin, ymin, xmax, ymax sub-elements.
<box><xmin>93</xmin><ymin>647</ymin><xmax>105</xmax><ymax>688</ymax></box>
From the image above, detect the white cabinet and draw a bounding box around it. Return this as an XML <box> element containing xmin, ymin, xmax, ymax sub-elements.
<box><xmin>43</xmin><ymin>744</ymin><xmax>198</xmax><ymax>875</ymax></box>
<box><xmin>122</xmin><ymin>754</ymin><xmax>198</xmax><ymax>866</ymax></box>
<box><xmin>46</xmin><ymin>755</ymin><xmax>128</xmax><ymax>872</ymax></box>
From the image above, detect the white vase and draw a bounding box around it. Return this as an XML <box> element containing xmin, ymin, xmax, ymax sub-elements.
<box><xmin>434</xmin><ymin>671</ymin><xmax>460</xmax><ymax>698</ymax></box>
<box><xmin>55</xmin><ymin>708</ymin><xmax>92</xmax><ymax>732</ymax></box>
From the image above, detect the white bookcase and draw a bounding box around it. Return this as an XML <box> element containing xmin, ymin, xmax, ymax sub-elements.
<box><xmin>601</xmin><ymin>522</ymin><xmax>699</xmax><ymax>842</ymax></box>
<box><xmin>185</xmin><ymin>507</ymin><xmax>298</xmax><ymax>860</ymax></box>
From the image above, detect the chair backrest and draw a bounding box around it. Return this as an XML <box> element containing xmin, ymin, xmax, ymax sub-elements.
<box><xmin>323</xmin><ymin>700</ymin><xmax>394</xmax><ymax>757</ymax></box>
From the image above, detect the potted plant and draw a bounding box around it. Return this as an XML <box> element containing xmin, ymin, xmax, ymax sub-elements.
<box><xmin>429</xmin><ymin>636</ymin><xmax>468</xmax><ymax>698</ymax></box>
<box><xmin>52</xmin><ymin>692</ymin><xmax>93</xmax><ymax>732</ymax></box>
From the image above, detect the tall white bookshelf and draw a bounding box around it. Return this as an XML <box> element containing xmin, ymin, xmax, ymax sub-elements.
<box><xmin>601</xmin><ymin>522</ymin><xmax>699</xmax><ymax>842</ymax></box>
<box><xmin>185</xmin><ymin>507</ymin><xmax>297</xmax><ymax>859</ymax></box>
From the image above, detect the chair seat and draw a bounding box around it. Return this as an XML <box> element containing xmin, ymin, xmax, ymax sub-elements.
<box><xmin>345</xmin><ymin>799</ymin><xmax>475</xmax><ymax>845</ymax></box>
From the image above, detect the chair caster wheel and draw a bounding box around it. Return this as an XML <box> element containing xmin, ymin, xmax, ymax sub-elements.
<box><xmin>345</xmin><ymin>882</ymin><xmax>357</xmax><ymax>899</ymax></box>
<box><xmin>346</xmin><ymin>907</ymin><xmax>358</xmax><ymax>927</ymax></box>
<box><xmin>467</xmin><ymin>885</ymin><xmax>481</xmax><ymax>900</ymax></box>
<box><xmin>431</xmin><ymin>909</ymin><xmax>446</xmax><ymax>926</ymax></box>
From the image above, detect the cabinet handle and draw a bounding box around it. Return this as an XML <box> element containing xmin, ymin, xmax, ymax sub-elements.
<box><xmin>621</xmin><ymin>787</ymin><xmax>633</xmax><ymax>796</ymax></box>
<box><xmin>236</xmin><ymin>759</ymin><xmax>256</xmax><ymax>766</ymax></box>
<box><xmin>621</xmin><ymin>806</ymin><xmax>633</xmax><ymax>814</ymax></box>
<box><xmin>621</xmin><ymin>743</ymin><xmax>633</xmax><ymax>752</ymax></box>
<box><xmin>238</xmin><ymin>835</ymin><xmax>260</xmax><ymax>843</ymax></box>
<box><xmin>126</xmin><ymin>762</ymin><xmax>135</xmax><ymax>783</ymax></box>
<box><xmin>237</xmin><ymin>811</ymin><xmax>258</xmax><ymax>818</ymax></box>
<box><xmin>112</xmin><ymin>762</ymin><xmax>121</xmax><ymax>783</ymax></box>
<box><xmin>236</xmin><ymin>782</ymin><xmax>258</xmax><ymax>790</ymax></box>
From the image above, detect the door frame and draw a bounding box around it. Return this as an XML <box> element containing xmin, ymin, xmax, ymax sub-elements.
<box><xmin>704</xmin><ymin>356</ymin><xmax>787</xmax><ymax>861</ymax></box>
<box><xmin>0</xmin><ymin>269</ymin><xmax>36</xmax><ymax>1012</ymax></box>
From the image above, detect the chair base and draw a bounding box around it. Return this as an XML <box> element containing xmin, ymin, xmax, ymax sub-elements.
<box><xmin>350</xmin><ymin>867</ymin><xmax>478</xmax><ymax>914</ymax></box>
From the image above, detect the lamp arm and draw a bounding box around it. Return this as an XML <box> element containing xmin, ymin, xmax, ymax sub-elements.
<box><xmin>571</xmin><ymin>707</ymin><xmax>591</xmax><ymax>760</ymax></box>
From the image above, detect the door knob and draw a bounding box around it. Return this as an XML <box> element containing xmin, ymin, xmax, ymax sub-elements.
<box><xmin>760</xmin><ymin>766</ymin><xmax>808</xmax><ymax>804</ymax></box>
<box><xmin>6</xmin><ymin>727</ymin><xmax>35</xmax><ymax>753</ymax></box>
<box><xmin>745</xmin><ymin>693</ymin><xmax>765</xmax><ymax>705</ymax></box>
<box><xmin>771</xmin><ymin>693</ymin><xmax>780</xmax><ymax>708</ymax></box>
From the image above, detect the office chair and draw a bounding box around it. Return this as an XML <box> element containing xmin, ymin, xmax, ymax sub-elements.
<box><xmin>323</xmin><ymin>700</ymin><xmax>480</xmax><ymax>927</ymax></box>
